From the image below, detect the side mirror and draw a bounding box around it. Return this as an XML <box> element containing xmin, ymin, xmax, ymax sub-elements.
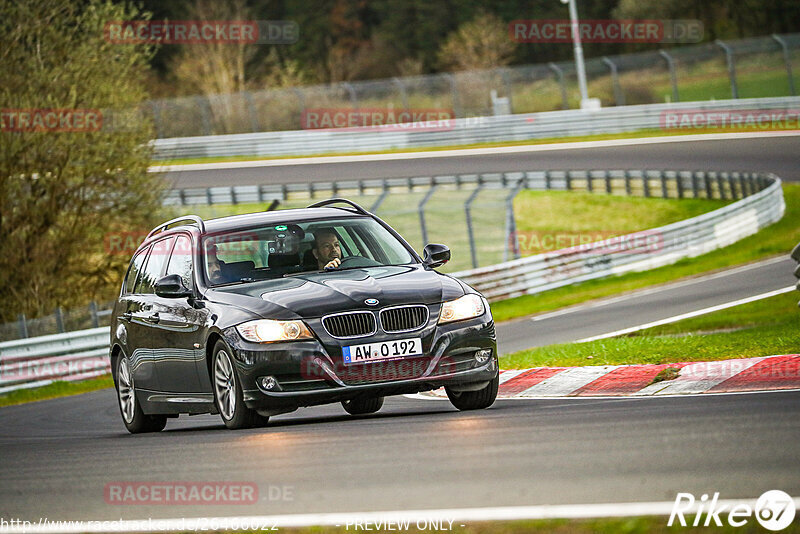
<box><xmin>154</xmin><ymin>274</ymin><xmax>192</xmax><ymax>298</ymax></box>
<box><xmin>422</xmin><ymin>243</ymin><xmax>451</xmax><ymax>268</ymax></box>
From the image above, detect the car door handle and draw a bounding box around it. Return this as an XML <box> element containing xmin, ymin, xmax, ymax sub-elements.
<box><xmin>121</xmin><ymin>312</ymin><xmax>132</xmax><ymax>320</ymax></box>
<box><xmin>148</xmin><ymin>313</ymin><xmax>160</xmax><ymax>324</ymax></box>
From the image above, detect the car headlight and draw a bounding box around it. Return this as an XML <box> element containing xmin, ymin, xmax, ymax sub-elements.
<box><xmin>236</xmin><ymin>319</ymin><xmax>314</xmax><ymax>343</ymax></box>
<box><xmin>438</xmin><ymin>294</ymin><xmax>485</xmax><ymax>324</ymax></box>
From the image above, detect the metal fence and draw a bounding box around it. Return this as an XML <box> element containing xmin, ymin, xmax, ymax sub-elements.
<box><xmin>452</xmin><ymin>172</ymin><xmax>784</xmax><ymax>300</ymax></box>
<box><xmin>166</xmin><ymin>167</ymin><xmax>779</xmax><ymax>272</ymax></box>
<box><xmin>143</xmin><ymin>33</ymin><xmax>800</xmax><ymax>139</ymax></box>
<box><xmin>0</xmin><ymin>302</ymin><xmax>114</xmax><ymax>343</ymax></box>
<box><xmin>151</xmin><ymin>95</ymin><xmax>800</xmax><ymax>160</ymax></box>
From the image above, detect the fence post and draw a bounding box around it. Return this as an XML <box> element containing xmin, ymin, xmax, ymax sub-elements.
<box><xmin>342</xmin><ymin>82</ymin><xmax>359</xmax><ymax>109</ymax></box>
<box><xmin>17</xmin><ymin>313</ymin><xmax>28</xmax><ymax>339</ymax></box>
<box><xmin>293</xmin><ymin>88</ymin><xmax>306</xmax><ymax>128</ymax></box>
<box><xmin>715</xmin><ymin>40</ymin><xmax>739</xmax><ymax>99</ymax></box>
<box><xmin>605</xmin><ymin>170</ymin><xmax>612</xmax><ymax>194</ymax></box>
<box><xmin>658</xmin><ymin>50</ymin><xmax>680</xmax><ymax>102</ymax></box>
<box><xmin>464</xmin><ymin>185</ymin><xmax>484</xmax><ymax>269</ymax></box>
<box><xmin>498</xmin><ymin>68</ymin><xmax>514</xmax><ymax>114</ymax></box>
<box><xmin>504</xmin><ymin>180</ymin><xmax>524</xmax><ymax>262</ymax></box>
<box><xmin>150</xmin><ymin>101</ymin><xmax>163</xmax><ymax>138</ymax></box>
<box><xmin>704</xmin><ymin>171</ymin><xmax>713</xmax><ymax>199</ymax></box>
<box><xmin>660</xmin><ymin>171</ymin><xmax>668</xmax><ymax>198</ymax></box>
<box><xmin>642</xmin><ymin>171</ymin><xmax>651</xmax><ymax>198</ymax></box>
<box><xmin>444</xmin><ymin>73</ymin><xmax>461</xmax><ymax>118</ymax></box>
<box><xmin>717</xmin><ymin>173</ymin><xmax>727</xmax><ymax>200</ymax></box>
<box><xmin>55</xmin><ymin>307</ymin><xmax>64</xmax><ymax>333</ymax></box>
<box><xmin>771</xmin><ymin>34</ymin><xmax>796</xmax><ymax>96</ymax></box>
<box><xmin>418</xmin><ymin>186</ymin><xmax>437</xmax><ymax>245</ymax></box>
<box><xmin>548</xmin><ymin>63</ymin><xmax>569</xmax><ymax>110</ymax></box>
<box><xmin>197</xmin><ymin>96</ymin><xmax>213</xmax><ymax>135</ymax></box>
<box><xmin>602</xmin><ymin>57</ymin><xmax>625</xmax><ymax>106</ymax></box>
<box><xmin>392</xmin><ymin>77</ymin><xmax>410</xmax><ymax>112</ymax></box>
<box><xmin>89</xmin><ymin>302</ymin><xmax>99</xmax><ymax>328</ymax></box>
<box><xmin>370</xmin><ymin>187</ymin><xmax>389</xmax><ymax>212</ymax></box>
<box><xmin>244</xmin><ymin>91</ymin><xmax>260</xmax><ymax>132</ymax></box>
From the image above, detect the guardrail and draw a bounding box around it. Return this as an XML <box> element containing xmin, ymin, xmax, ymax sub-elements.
<box><xmin>0</xmin><ymin>327</ymin><xmax>111</xmax><ymax>395</ymax></box>
<box><xmin>0</xmin><ymin>170</ymin><xmax>784</xmax><ymax>394</ymax></box>
<box><xmin>452</xmin><ymin>172</ymin><xmax>784</xmax><ymax>300</ymax></box>
<box><xmin>151</xmin><ymin>96</ymin><xmax>800</xmax><ymax>160</ymax></box>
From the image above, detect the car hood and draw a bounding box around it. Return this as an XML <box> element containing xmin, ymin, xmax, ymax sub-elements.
<box><xmin>205</xmin><ymin>265</ymin><xmax>466</xmax><ymax>320</ymax></box>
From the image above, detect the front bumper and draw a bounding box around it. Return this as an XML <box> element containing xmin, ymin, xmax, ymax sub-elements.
<box><xmin>222</xmin><ymin>314</ymin><xmax>497</xmax><ymax>410</ymax></box>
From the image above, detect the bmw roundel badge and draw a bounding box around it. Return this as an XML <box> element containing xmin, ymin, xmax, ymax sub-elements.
<box><xmin>365</xmin><ymin>298</ymin><xmax>379</xmax><ymax>306</ymax></box>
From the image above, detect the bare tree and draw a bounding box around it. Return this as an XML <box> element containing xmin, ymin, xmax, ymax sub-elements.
<box><xmin>170</xmin><ymin>0</ymin><xmax>255</xmax><ymax>132</ymax></box>
<box><xmin>438</xmin><ymin>11</ymin><xmax>516</xmax><ymax>72</ymax></box>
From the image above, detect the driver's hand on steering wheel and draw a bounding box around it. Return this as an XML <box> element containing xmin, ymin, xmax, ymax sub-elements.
<box><xmin>324</xmin><ymin>258</ymin><xmax>341</xmax><ymax>270</ymax></box>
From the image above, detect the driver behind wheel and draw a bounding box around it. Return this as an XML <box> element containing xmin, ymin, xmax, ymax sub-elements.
<box><xmin>312</xmin><ymin>227</ymin><xmax>343</xmax><ymax>270</ymax></box>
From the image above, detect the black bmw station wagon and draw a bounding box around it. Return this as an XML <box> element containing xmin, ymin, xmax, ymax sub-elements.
<box><xmin>111</xmin><ymin>199</ymin><xmax>498</xmax><ymax>432</ymax></box>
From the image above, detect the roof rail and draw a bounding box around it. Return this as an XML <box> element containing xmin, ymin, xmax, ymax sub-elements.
<box><xmin>306</xmin><ymin>198</ymin><xmax>370</xmax><ymax>215</ymax></box>
<box><xmin>146</xmin><ymin>215</ymin><xmax>205</xmax><ymax>240</ymax></box>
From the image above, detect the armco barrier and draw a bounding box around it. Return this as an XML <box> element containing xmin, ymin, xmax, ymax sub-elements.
<box><xmin>0</xmin><ymin>327</ymin><xmax>111</xmax><ymax>395</ymax></box>
<box><xmin>151</xmin><ymin>96</ymin><xmax>800</xmax><ymax>160</ymax></box>
<box><xmin>451</xmin><ymin>172</ymin><xmax>784</xmax><ymax>300</ymax></box>
<box><xmin>0</xmin><ymin>171</ymin><xmax>784</xmax><ymax>394</ymax></box>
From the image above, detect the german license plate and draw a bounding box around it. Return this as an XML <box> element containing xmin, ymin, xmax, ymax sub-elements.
<box><xmin>342</xmin><ymin>338</ymin><xmax>422</xmax><ymax>365</ymax></box>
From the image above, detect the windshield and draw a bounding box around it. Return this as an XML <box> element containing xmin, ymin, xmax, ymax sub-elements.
<box><xmin>202</xmin><ymin>216</ymin><xmax>415</xmax><ymax>286</ymax></box>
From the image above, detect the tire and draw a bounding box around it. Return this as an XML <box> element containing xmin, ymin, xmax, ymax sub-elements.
<box><xmin>445</xmin><ymin>371</ymin><xmax>499</xmax><ymax>411</ymax></box>
<box><xmin>342</xmin><ymin>396</ymin><xmax>384</xmax><ymax>415</ymax></box>
<box><xmin>211</xmin><ymin>340</ymin><xmax>269</xmax><ymax>430</ymax></box>
<box><xmin>115</xmin><ymin>355</ymin><xmax>167</xmax><ymax>434</ymax></box>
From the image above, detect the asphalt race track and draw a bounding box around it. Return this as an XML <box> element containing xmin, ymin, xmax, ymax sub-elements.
<box><xmin>495</xmin><ymin>256</ymin><xmax>796</xmax><ymax>354</ymax></box>
<box><xmin>162</xmin><ymin>134</ymin><xmax>800</xmax><ymax>187</ymax></box>
<box><xmin>1</xmin><ymin>389</ymin><xmax>798</xmax><ymax>522</ymax></box>
<box><xmin>1</xmin><ymin>134</ymin><xmax>798</xmax><ymax>525</ymax></box>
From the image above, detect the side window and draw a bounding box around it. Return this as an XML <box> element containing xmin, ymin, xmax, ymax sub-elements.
<box><xmin>166</xmin><ymin>235</ymin><xmax>194</xmax><ymax>289</ymax></box>
<box><xmin>123</xmin><ymin>246</ymin><xmax>149</xmax><ymax>295</ymax></box>
<box><xmin>135</xmin><ymin>237</ymin><xmax>174</xmax><ymax>294</ymax></box>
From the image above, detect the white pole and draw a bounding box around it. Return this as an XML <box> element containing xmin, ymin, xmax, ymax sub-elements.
<box><xmin>564</xmin><ymin>0</ymin><xmax>593</xmax><ymax>108</ymax></box>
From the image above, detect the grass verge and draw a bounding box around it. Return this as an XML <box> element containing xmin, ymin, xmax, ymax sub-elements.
<box><xmin>492</xmin><ymin>184</ymin><xmax>799</xmax><ymax>323</ymax></box>
<box><xmin>501</xmin><ymin>290</ymin><xmax>800</xmax><ymax>370</ymax></box>
<box><xmin>0</xmin><ymin>374</ymin><xmax>113</xmax><ymax>408</ymax></box>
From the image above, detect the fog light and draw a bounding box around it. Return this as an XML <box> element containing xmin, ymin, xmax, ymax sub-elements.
<box><xmin>259</xmin><ymin>376</ymin><xmax>278</xmax><ymax>391</ymax></box>
<box><xmin>475</xmin><ymin>349</ymin><xmax>492</xmax><ymax>363</ymax></box>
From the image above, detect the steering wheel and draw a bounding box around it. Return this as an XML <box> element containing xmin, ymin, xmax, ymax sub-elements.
<box><xmin>330</xmin><ymin>256</ymin><xmax>380</xmax><ymax>269</ymax></box>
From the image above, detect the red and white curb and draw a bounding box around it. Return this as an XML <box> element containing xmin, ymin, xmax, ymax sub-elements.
<box><xmin>419</xmin><ymin>355</ymin><xmax>800</xmax><ymax>399</ymax></box>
